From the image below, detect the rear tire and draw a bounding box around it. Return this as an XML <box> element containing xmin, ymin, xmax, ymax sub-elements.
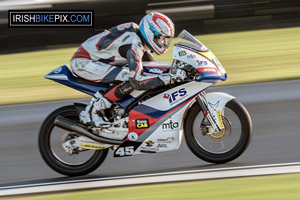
<box><xmin>38</xmin><ymin>105</ymin><xmax>108</xmax><ymax>176</ymax></box>
<box><xmin>184</xmin><ymin>99</ymin><xmax>252</xmax><ymax>164</ymax></box>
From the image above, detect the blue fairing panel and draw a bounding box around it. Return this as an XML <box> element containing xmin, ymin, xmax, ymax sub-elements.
<box><xmin>45</xmin><ymin>65</ymin><xmax>137</xmax><ymax>108</ymax></box>
<box><xmin>45</xmin><ymin>65</ymin><xmax>107</xmax><ymax>96</ymax></box>
<box><xmin>197</xmin><ymin>72</ymin><xmax>227</xmax><ymax>83</ymax></box>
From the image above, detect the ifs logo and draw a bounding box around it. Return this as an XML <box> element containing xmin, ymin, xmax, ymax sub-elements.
<box><xmin>196</xmin><ymin>60</ymin><xmax>208</xmax><ymax>66</ymax></box>
<box><xmin>164</xmin><ymin>88</ymin><xmax>188</xmax><ymax>105</ymax></box>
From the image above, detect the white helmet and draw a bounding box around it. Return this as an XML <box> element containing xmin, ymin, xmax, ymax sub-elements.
<box><xmin>139</xmin><ymin>11</ymin><xmax>175</xmax><ymax>55</ymax></box>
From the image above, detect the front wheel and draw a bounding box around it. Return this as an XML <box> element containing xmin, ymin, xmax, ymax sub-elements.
<box><xmin>184</xmin><ymin>99</ymin><xmax>252</xmax><ymax>164</ymax></box>
<box><xmin>38</xmin><ymin>105</ymin><xmax>108</xmax><ymax>176</ymax></box>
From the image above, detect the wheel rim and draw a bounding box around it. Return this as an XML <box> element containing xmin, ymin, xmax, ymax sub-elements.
<box><xmin>48</xmin><ymin>117</ymin><xmax>98</xmax><ymax>166</ymax></box>
<box><xmin>192</xmin><ymin>106</ymin><xmax>242</xmax><ymax>154</ymax></box>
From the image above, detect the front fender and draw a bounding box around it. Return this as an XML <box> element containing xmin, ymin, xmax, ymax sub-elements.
<box><xmin>203</xmin><ymin>92</ymin><xmax>235</xmax><ymax>129</ymax></box>
<box><xmin>183</xmin><ymin>92</ymin><xmax>235</xmax><ymax>130</ymax></box>
<box><xmin>204</xmin><ymin>92</ymin><xmax>235</xmax><ymax>111</ymax></box>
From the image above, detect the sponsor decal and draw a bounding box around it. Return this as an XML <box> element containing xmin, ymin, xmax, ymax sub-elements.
<box><xmin>140</xmin><ymin>146</ymin><xmax>158</xmax><ymax>152</ymax></box>
<box><xmin>178</xmin><ymin>51</ymin><xmax>186</xmax><ymax>56</ymax></box>
<box><xmin>136</xmin><ymin>119</ymin><xmax>149</xmax><ymax>129</ymax></box>
<box><xmin>162</xmin><ymin>120</ymin><xmax>179</xmax><ymax>130</ymax></box>
<box><xmin>53</xmin><ymin>67</ymin><xmax>62</xmax><ymax>74</ymax></box>
<box><xmin>157</xmin><ymin>144</ymin><xmax>168</xmax><ymax>148</ymax></box>
<box><xmin>216</xmin><ymin>110</ymin><xmax>225</xmax><ymax>129</ymax></box>
<box><xmin>79</xmin><ymin>143</ymin><xmax>107</xmax><ymax>150</ymax></box>
<box><xmin>149</xmin><ymin>68</ymin><xmax>164</xmax><ymax>74</ymax></box>
<box><xmin>157</xmin><ymin>137</ymin><xmax>175</xmax><ymax>143</ymax></box>
<box><xmin>200</xmin><ymin>46</ymin><xmax>208</xmax><ymax>51</ymax></box>
<box><xmin>145</xmin><ymin>140</ymin><xmax>154</xmax><ymax>147</ymax></box>
<box><xmin>187</xmin><ymin>54</ymin><xmax>195</xmax><ymax>59</ymax></box>
<box><xmin>199</xmin><ymin>67</ymin><xmax>217</xmax><ymax>73</ymax></box>
<box><xmin>208</xmin><ymin>101</ymin><xmax>220</xmax><ymax>109</ymax></box>
<box><xmin>196</xmin><ymin>60</ymin><xmax>208</xmax><ymax>66</ymax></box>
<box><xmin>127</xmin><ymin>132</ymin><xmax>139</xmax><ymax>141</ymax></box>
<box><xmin>140</xmin><ymin>150</ymin><xmax>156</xmax><ymax>153</ymax></box>
<box><xmin>164</xmin><ymin>88</ymin><xmax>188</xmax><ymax>105</ymax></box>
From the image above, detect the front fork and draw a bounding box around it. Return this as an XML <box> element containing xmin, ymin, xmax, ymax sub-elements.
<box><xmin>196</xmin><ymin>92</ymin><xmax>222</xmax><ymax>134</ymax></box>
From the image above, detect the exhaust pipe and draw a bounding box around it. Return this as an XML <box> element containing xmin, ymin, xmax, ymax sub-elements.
<box><xmin>54</xmin><ymin>116</ymin><xmax>123</xmax><ymax>145</ymax></box>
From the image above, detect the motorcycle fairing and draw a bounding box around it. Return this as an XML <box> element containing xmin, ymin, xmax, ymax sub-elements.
<box><xmin>44</xmin><ymin>65</ymin><xmax>146</xmax><ymax>108</ymax></box>
<box><xmin>173</xmin><ymin>30</ymin><xmax>227</xmax><ymax>83</ymax></box>
<box><xmin>45</xmin><ymin>64</ymin><xmax>171</xmax><ymax>109</ymax></box>
<box><xmin>123</xmin><ymin>81</ymin><xmax>213</xmax><ymax>154</ymax></box>
<box><xmin>173</xmin><ymin>45</ymin><xmax>227</xmax><ymax>83</ymax></box>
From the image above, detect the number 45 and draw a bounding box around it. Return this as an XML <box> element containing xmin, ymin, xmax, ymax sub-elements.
<box><xmin>115</xmin><ymin>146</ymin><xmax>134</xmax><ymax>156</ymax></box>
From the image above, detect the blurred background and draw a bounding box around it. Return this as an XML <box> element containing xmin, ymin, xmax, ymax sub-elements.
<box><xmin>1</xmin><ymin>1</ymin><xmax>300</xmax><ymax>198</ymax></box>
<box><xmin>1</xmin><ymin>0</ymin><xmax>300</xmax><ymax>53</ymax></box>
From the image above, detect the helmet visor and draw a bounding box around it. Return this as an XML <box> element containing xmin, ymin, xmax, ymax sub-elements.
<box><xmin>154</xmin><ymin>35</ymin><xmax>173</xmax><ymax>49</ymax></box>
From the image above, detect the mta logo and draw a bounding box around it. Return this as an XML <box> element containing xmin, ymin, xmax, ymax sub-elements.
<box><xmin>164</xmin><ymin>88</ymin><xmax>187</xmax><ymax>104</ymax></box>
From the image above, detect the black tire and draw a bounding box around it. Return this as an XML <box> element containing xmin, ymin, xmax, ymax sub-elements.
<box><xmin>184</xmin><ymin>99</ymin><xmax>252</xmax><ymax>164</ymax></box>
<box><xmin>38</xmin><ymin>105</ymin><xmax>108</xmax><ymax>176</ymax></box>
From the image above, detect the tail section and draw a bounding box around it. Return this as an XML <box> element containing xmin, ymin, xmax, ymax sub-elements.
<box><xmin>45</xmin><ymin>65</ymin><xmax>107</xmax><ymax>96</ymax></box>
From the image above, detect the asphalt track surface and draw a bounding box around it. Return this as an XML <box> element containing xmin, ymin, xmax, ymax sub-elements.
<box><xmin>1</xmin><ymin>80</ymin><xmax>300</xmax><ymax>188</ymax></box>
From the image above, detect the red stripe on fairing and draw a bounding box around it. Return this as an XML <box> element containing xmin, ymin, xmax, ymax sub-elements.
<box><xmin>72</xmin><ymin>45</ymin><xmax>91</xmax><ymax>60</ymax></box>
<box><xmin>127</xmin><ymin>110</ymin><xmax>158</xmax><ymax>139</ymax></box>
<box><xmin>144</xmin><ymin>66</ymin><xmax>169</xmax><ymax>70</ymax></box>
<box><xmin>104</xmin><ymin>84</ymin><xmax>121</xmax><ymax>102</ymax></box>
<box><xmin>198</xmin><ymin>67</ymin><xmax>218</xmax><ymax>73</ymax></box>
<box><xmin>131</xmin><ymin>50</ymin><xmax>140</xmax><ymax>79</ymax></box>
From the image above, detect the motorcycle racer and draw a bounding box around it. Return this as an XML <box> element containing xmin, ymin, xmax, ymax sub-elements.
<box><xmin>70</xmin><ymin>11</ymin><xmax>187</xmax><ymax>127</ymax></box>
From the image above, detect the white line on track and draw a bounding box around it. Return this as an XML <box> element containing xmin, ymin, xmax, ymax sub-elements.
<box><xmin>1</xmin><ymin>162</ymin><xmax>300</xmax><ymax>197</ymax></box>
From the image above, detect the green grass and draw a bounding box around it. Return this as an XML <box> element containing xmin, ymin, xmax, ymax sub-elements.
<box><xmin>1</xmin><ymin>27</ymin><xmax>300</xmax><ymax>105</ymax></box>
<box><xmin>6</xmin><ymin>173</ymin><xmax>300</xmax><ymax>200</ymax></box>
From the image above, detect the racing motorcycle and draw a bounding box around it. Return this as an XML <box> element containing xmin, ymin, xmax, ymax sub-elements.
<box><xmin>39</xmin><ymin>30</ymin><xmax>252</xmax><ymax>176</ymax></box>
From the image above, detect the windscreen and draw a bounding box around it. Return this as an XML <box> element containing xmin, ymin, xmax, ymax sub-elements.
<box><xmin>177</xmin><ymin>30</ymin><xmax>209</xmax><ymax>52</ymax></box>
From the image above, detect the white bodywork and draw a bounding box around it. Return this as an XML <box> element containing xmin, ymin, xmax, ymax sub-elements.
<box><xmin>133</xmin><ymin>82</ymin><xmax>235</xmax><ymax>154</ymax></box>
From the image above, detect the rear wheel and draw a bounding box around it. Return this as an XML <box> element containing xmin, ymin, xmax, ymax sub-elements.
<box><xmin>38</xmin><ymin>105</ymin><xmax>108</xmax><ymax>176</ymax></box>
<box><xmin>184</xmin><ymin>99</ymin><xmax>252</xmax><ymax>163</ymax></box>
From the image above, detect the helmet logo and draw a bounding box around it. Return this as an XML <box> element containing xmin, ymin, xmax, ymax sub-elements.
<box><xmin>149</xmin><ymin>23</ymin><xmax>159</xmax><ymax>36</ymax></box>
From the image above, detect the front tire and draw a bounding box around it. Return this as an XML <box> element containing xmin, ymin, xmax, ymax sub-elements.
<box><xmin>184</xmin><ymin>99</ymin><xmax>252</xmax><ymax>164</ymax></box>
<box><xmin>38</xmin><ymin>105</ymin><xmax>108</xmax><ymax>176</ymax></box>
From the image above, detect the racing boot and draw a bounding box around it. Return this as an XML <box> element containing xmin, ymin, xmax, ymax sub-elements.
<box><xmin>79</xmin><ymin>91</ymin><xmax>112</xmax><ymax>127</ymax></box>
